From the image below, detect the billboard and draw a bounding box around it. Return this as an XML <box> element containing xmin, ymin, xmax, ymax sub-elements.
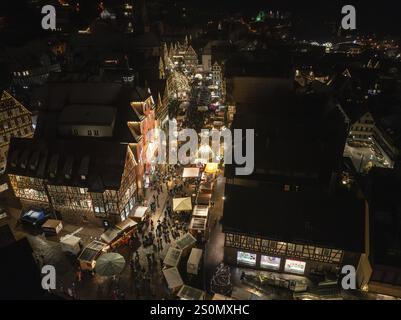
<box><xmin>237</xmin><ymin>251</ymin><xmax>257</xmax><ymax>266</ymax></box>
<box><xmin>260</xmin><ymin>255</ymin><xmax>281</xmax><ymax>270</ymax></box>
<box><xmin>284</xmin><ymin>259</ymin><xmax>306</xmax><ymax>275</ymax></box>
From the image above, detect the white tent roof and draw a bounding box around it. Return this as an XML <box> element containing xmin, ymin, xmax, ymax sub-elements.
<box><xmin>60</xmin><ymin>235</ymin><xmax>81</xmax><ymax>246</ymax></box>
<box><xmin>173</xmin><ymin>197</ymin><xmax>192</xmax><ymax>212</ymax></box>
<box><xmin>163</xmin><ymin>247</ymin><xmax>183</xmax><ymax>267</ymax></box>
<box><xmin>131</xmin><ymin>206</ymin><xmax>148</xmax><ymax>219</ymax></box>
<box><xmin>175</xmin><ymin>233</ymin><xmax>196</xmax><ymax>250</ymax></box>
<box><xmin>188</xmin><ymin>248</ymin><xmax>203</xmax><ymax>266</ymax></box>
<box><xmin>163</xmin><ymin>267</ymin><xmax>184</xmax><ymax>290</ymax></box>
<box><xmin>192</xmin><ymin>205</ymin><xmax>209</xmax><ymax>218</ymax></box>
<box><xmin>182</xmin><ymin>167</ymin><xmax>200</xmax><ymax>178</ymax></box>
<box><xmin>177</xmin><ymin>285</ymin><xmax>205</xmax><ymax>300</ymax></box>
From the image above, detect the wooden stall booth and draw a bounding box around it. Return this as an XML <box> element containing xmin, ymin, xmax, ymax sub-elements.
<box><xmin>78</xmin><ymin>240</ymin><xmax>108</xmax><ymax>271</ymax></box>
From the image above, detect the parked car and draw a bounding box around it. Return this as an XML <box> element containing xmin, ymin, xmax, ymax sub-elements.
<box><xmin>20</xmin><ymin>209</ymin><xmax>50</xmax><ymax>228</ymax></box>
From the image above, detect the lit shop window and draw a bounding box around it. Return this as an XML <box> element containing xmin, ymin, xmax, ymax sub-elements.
<box><xmin>284</xmin><ymin>259</ymin><xmax>306</xmax><ymax>275</ymax></box>
<box><xmin>260</xmin><ymin>255</ymin><xmax>281</xmax><ymax>270</ymax></box>
<box><xmin>237</xmin><ymin>251</ymin><xmax>257</xmax><ymax>266</ymax></box>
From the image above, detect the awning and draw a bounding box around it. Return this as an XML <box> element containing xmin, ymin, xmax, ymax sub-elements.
<box><xmin>177</xmin><ymin>285</ymin><xmax>205</xmax><ymax>300</ymax></box>
<box><xmin>204</xmin><ymin>162</ymin><xmax>218</xmax><ymax>174</ymax></box>
<box><xmin>199</xmin><ymin>182</ymin><xmax>213</xmax><ymax>193</ymax></box>
<box><xmin>78</xmin><ymin>241</ymin><xmax>106</xmax><ymax>262</ymax></box>
<box><xmin>196</xmin><ymin>193</ymin><xmax>211</xmax><ymax>205</ymax></box>
<box><xmin>100</xmin><ymin>227</ymin><xmax>121</xmax><ymax>244</ymax></box>
<box><xmin>189</xmin><ymin>216</ymin><xmax>207</xmax><ymax>231</ymax></box>
<box><xmin>130</xmin><ymin>206</ymin><xmax>148</xmax><ymax>221</ymax></box>
<box><xmin>192</xmin><ymin>205</ymin><xmax>209</xmax><ymax>218</ymax></box>
<box><xmin>42</xmin><ymin>219</ymin><xmax>62</xmax><ymax>229</ymax></box>
<box><xmin>116</xmin><ymin>218</ymin><xmax>137</xmax><ymax>231</ymax></box>
<box><xmin>163</xmin><ymin>247</ymin><xmax>183</xmax><ymax>267</ymax></box>
<box><xmin>182</xmin><ymin>167</ymin><xmax>200</xmax><ymax>178</ymax></box>
<box><xmin>173</xmin><ymin>197</ymin><xmax>192</xmax><ymax>212</ymax></box>
<box><xmin>163</xmin><ymin>267</ymin><xmax>184</xmax><ymax>290</ymax></box>
<box><xmin>175</xmin><ymin>233</ymin><xmax>196</xmax><ymax>250</ymax></box>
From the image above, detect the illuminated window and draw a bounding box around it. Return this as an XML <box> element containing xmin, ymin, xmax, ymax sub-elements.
<box><xmin>284</xmin><ymin>259</ymin><xmax>306</xmax><ymax>275</ymax></box>
<box><xmin>237</xmin><ymin>251</ymin><xmax>256</xmax><ymax>266</ymax></box>
<box><xmin>260</xmin><ymin>255</ymin><xmax>281</xmax><ymax>270</ymax></box>
<box><xmin>323</xmin><ymin>248</ymin><xmax>331</xmax><ymax>256</ymax></box>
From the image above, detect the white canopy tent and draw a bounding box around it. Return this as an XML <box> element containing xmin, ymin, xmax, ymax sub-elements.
<box><xmin>163</xmin><ymin>267</ymin><xmax>184</xmax><ymax>292</ymax></box>
<box><xmin>163</xmin><ymin>247</ymin><xmax>183</xmax><ymax>267</ymax></box>
<box><xmin>130</xmin><ymin>206</ymin><xmax>148</xmax><ymax>221</ymax></box>
<box><xmin>182</xmin><ymin>167</ymin><xmax>200</xmax><ymax>178</ymax></box>
<box><xmin>192</xmin><ymin>205</ymin><xmax>209</xmax><ymax>218</ymax></box>
<box><xmin>177</xmin><ymin>285</ymin><xmax>205</xmax><ymax>300</ymax></box>
<box><xmin>175</xmin><ymin>233</ymin><xmax>197</xmax><ymax>255</ymax></box>
<box><xmin>173</xmin><ymin>197</ymin><xmax>192</xmax><ymax>212</ymax></box>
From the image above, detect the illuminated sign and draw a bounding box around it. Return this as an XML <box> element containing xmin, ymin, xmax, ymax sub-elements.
<box><xmin>284</xmin><ymin>259</ymin><xmax>306</xmax><ymax>275</ymax></box>
<box><xmin>237</xmin><ymin>251</ymin><xmax>256</xmax><ymax>266</ymax></box>
<box><xmin>261</xmin><ymin>255</ymin><xmax>281</xmax><ymax>270</ymax></box>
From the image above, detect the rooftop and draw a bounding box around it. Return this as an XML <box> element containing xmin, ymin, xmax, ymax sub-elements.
<box><xmin>6</xmin><ymin>137</ymin><xmax>128</xmax><ymax>192</ymax></box>
<box><xmin>222</xmin><ymin>182</ymin><xmax>365</xmax><ymax>253</ymax></box>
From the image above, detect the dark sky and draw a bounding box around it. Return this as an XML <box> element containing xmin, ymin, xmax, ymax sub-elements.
<box><xmin>191</xmin><ymin>0</ymin><xmax>400</xmax><ymax>37</ymax></box>
<box><xmin>0</xmin><ymin>0</ymin><xmax>400</xmax><ymax>40</ymax></box>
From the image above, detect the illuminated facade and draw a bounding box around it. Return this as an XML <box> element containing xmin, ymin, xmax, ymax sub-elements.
<box><xmin>0</xmin><ymin>91</ymin><xmax>34</xmax><ymax>172</ymax></box>
<box><xmin>7</xmin><ymin>140</ymin><xmax>138</xmax><ymax>226</ymax></box>
<box><xmin>6</xmin><ymin>83</ymin><xmax>158</xmax><ymax>226</ymax></box>
<box><xmin>224</xmin><ymin>233</ymin><xmax>345</xmax><ymax>275</ymax></box>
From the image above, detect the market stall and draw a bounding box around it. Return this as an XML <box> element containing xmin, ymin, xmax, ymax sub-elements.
<box><xmin>192</xmin><ymin>205</ymin><xmax>209</xmax><ymax>218</ymax></box>
<box><xmin>177</xmin><ymin>285</ymin><xmax>205</xmax><ymax>300</ymax></box>
<box><xmin>162</xmin><ymin>267</ymin><xmax>184</xmax><ymax>294</ymax></box>
<box><xmin>173</xmin><ymin>197</ymin><xmax>192</xmax><ymax>212</ymax></box>
<box><xmin>60</xmin><ymin>235</ymin><xmax>82</xmax><ymax>255</ymax></box>
<box><xmin>199</xmin><ymin>182</ymin><xmax>213</xmax><ymax>194</ymax></box>
<box><xmin>100</xmin><ymin>218</ymin><xmax>137</xmax><ymax>249</ymax></box>
<box><xmin>204</xmin><ymin>162</ymin><xmax>218</xmax><ymax>174</ymax></box>
<box><xmin>195</xmin><ymin>192</ymin><xmax>211</xmax><ymax>206</ymax></box>
<box><xmin>175</xmin><ymin>232</ymin><xmax>196</xmax><ymax>256</ymax></box>
<box><xmin>130</xmin><ymin>206</ymin><xmax>149</xmax><ymax>222</ymax></box>
<box><xmin>189</xmin><ymin>216</ymin><xmax>208</xmax><ymax>241</ymax></box>
<box><xmin>212</xmin><ymin>293</ymin><xmax>234</xmax><ymax>300</ymax></box>
<box><xmin>163</xmin><ymin>247</ymin><xmax>183</xmax><ymax>268</ymax></box>
<box><xmin>78</xmin><ymin>240</ymin><xmax>108</xmax><ymax>271</ymax></box>
<box><xmin>42</xmin><ymin>219</ymin><xmax>63</xmax><ymax>236</ymax></box>
<box><xmin>182</xmin><ymin>167</ymin><xmax>200</xmax><ymax>178</ymax></box>
<box><xmin>187</xmin><ymin>248</ymin><xmax>203</xmax><ymax>275</ymax></box>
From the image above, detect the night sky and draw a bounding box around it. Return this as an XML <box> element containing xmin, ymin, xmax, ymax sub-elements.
<box><xmin>0</xmin><ymin>0</ymin><xmax>400</xmax><ymax>38</ymax></box>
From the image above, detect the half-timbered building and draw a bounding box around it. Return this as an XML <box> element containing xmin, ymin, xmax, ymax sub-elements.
<box><xmin>6</xmin><ymin>82</ymin><xmax>157</xmax><ymax>226</ymax></box>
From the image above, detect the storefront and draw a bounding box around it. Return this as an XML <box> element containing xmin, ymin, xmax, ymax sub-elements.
<box><xmin>237</xmin><ymin>251</ymin><xmax>257</xmax><ymax>267</ymax></box>
<box><xmin>235</xmin><ymin>250</ymin><xmax>307</xmax><ymax>275</ymax></box>
<box><xmin>260</xmin><ymin>255</ymin><xmax>281</xmax><ymax>271</ymax></box>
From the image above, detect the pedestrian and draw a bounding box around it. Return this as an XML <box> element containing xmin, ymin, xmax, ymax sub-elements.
<box><xmin>76</xmin><ymin>268</ymin><xmax>82</xmax><ymax>283</ymax></box>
